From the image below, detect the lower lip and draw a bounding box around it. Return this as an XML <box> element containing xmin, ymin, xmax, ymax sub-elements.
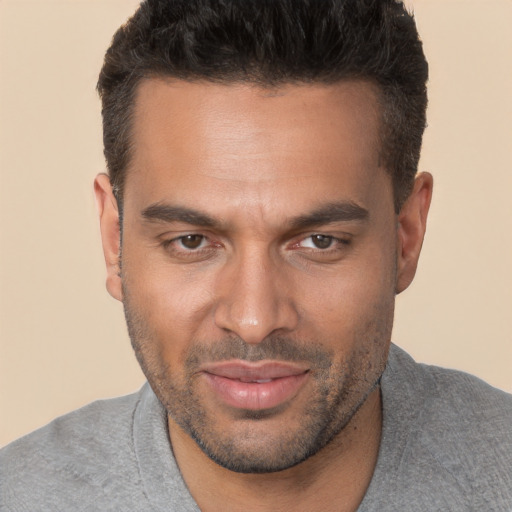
<box><xmin>203</xmin><ymin>372</ymin><xmax>309</xmax><ymax>411</ymax></box>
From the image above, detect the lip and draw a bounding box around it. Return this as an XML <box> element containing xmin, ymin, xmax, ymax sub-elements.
<box><xmin>201</xmin><ymin>360</ymin><xmax>309</xmax><ymax>411</ymax></box>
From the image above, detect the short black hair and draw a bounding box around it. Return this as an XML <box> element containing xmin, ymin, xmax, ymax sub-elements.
<box><xmin>98</xmin><ymin>0</ymin><xmax>428</xmax><ymax>211</ymax></box>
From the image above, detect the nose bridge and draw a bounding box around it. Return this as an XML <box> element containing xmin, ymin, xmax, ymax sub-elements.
<box><xmin>214</xmin><ymin>243</ymin><xmax>298</xmax><ymax>343</ymax></box>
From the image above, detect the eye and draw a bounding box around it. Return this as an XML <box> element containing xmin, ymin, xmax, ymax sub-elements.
<box><xmin>299</xmin><ymin>234</ymin><xmax>336</xmax><ymax>249</ymax></box>
<box><xmin>161</xmin><ymin>233</ymin><xmax>222</xmax><ymax>261</ymax></box>
<box><xmin>178</xmin><ymin>234</ymin><xmax>206</xmax><ymax>250</ymax></box>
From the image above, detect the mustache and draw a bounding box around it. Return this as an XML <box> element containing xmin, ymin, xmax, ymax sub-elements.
<box><xmin>185</xmin><ymin>335</ymin><xmax>333</xmax><ymax>370</ymax></box>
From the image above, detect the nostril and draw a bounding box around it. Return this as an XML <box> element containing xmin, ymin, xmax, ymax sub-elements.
<box><xmin>213</xmin><ymin>257</ymin><xmax>299</xmax><ymax>343</ymax></box>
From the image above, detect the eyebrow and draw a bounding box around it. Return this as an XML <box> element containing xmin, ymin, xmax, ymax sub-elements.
<box><xmin>141</xmin><ymin>203</ymin><xmax>219</xmax><ymax>228</ymax></box>
<box><xmin>288</xmin><ymin>201</ymin><xmax>369</xmax><ymax>230</ymax></box>
<box><xmin>141</xmin><ymin>200</ymin><xmax>368</xmax><ymax>230</ymax></box>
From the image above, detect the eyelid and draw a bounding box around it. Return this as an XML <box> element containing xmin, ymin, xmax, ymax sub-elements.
<box><xmin>160</xmin><ymin>232</ymin><xmax>225</xmax><ymax>261</ymax></box>
<box><xmin>165</xmin><ymin>233</ymin><xmax>207</xmax><ymax>248</ymax></box>
<box><xmin>290</xmin><ymin>232</ymin><xmax>352</xmax><ymax>247</ymax></box>
<box><xmin>159</xmin><ymin>230</ymin><xmax>351</xmax><ymax>257</ymax></box>
<box><xmin>177</xmin><ymin>234</ymin><xmax>208</xmax><ymax>250</ymax></box>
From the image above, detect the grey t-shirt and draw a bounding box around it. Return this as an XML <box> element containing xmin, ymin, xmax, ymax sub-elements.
<box><xmin>1</xmin><ymin>345</ymin><xmax>511</xmax><ymax>511</ymax></box>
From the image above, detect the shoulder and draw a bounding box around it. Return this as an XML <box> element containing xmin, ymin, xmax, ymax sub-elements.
<box><xmin>380</xmin><ymin>345</ymin><xmax>512</xmax><ymax>509</ymax></box>
<box><xmin>0</xmin><ymin>387</ymin><xmax>148</xmax><ymax>511</ymax></box>
<box><xmin>387</xmin><ymin>344</ymin><xmax>512</xmax><ymax>435</ymax></box>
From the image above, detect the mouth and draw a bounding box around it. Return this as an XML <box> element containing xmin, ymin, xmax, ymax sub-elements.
<box><xmin>200</xmin><ymin>360</ymin><xmax>310</xmax><ymax>411</ymax></box>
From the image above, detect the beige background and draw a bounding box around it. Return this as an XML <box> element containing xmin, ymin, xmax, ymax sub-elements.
<box><xmin>1</xmin><ymin>0</ymin><xmax>511</xmax><ymax>448</ymax></box>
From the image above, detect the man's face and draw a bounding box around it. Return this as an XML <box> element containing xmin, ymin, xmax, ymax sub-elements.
<box><xmin>116</xmin><ymin>79</ymin><xmax>399</xmax><ymax>472</ymax></box>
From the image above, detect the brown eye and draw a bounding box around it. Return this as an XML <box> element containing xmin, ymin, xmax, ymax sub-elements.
<box><xmin>179</xmin><ymin>235</ymin><xmax>205</xmax><ymax>249</ymax></box>
<box><xmin>311</xmin><ymin>235</ymin><xmax>333</xmax><ymax>249</ymax></box>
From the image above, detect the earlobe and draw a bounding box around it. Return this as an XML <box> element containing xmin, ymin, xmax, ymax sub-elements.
<box><xmin>94</xmin><ymin>173</ymin><xmax>123</xmax><ymax>302</ymax></box>
<box><xmin>395</xmin><ymin>172</ymin><xmax>433</xmax><ymax>294</ymax></box>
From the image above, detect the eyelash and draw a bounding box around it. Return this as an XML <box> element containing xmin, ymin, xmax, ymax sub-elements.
<box><xmin>161</xmin><ymin>235</ymin><xmax>216</xmax><ymax>256</ymax></box>
<box><xmin>161</xmin><ymin>233</ymin><xmax>351</xmax><ymax>261</ymax></box>
<box><xmin>294</xmin><ymin>234</ymin><xmax>351</xmax><ymax>251</ymax></box>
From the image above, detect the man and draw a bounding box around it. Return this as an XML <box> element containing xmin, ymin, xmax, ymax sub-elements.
<box><xmin>1</xmin><ymin>0</ymin><xmax>511</xmax><ymax>510</ymax></box>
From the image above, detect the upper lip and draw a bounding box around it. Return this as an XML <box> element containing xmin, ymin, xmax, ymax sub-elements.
<box><xmin>200</xmin><ymin>360</ymin><xmax>309</xmax><ymax>380</ymax></box>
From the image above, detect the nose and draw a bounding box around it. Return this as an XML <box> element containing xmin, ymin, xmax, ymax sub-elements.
<box><xmin>214</xmin><ymin>247</ymin><xmax>299</xmax><ymax>344</ymax></box>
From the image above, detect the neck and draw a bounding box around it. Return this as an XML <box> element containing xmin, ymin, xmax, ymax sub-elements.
<box><xmin>168</xmin><ymin>387</ymin><xmax>382</xmax><ymax>512</ymax></box>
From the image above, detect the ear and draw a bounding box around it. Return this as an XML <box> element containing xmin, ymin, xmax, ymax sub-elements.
<box><xmin>94</xmin><ymin>173</ymin><xmax>123</xmax><ymax>301</ymax></box>
<box><xmin>396</xmin><ymin>172</ymin><xmax>433</xmax><ymax>294</ymax></box>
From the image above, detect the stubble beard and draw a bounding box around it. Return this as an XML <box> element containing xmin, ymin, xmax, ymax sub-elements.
<box><xmin>122</xmin><ymin>283</ymin><xmax>392</xmax><ymax>474</ymax></box>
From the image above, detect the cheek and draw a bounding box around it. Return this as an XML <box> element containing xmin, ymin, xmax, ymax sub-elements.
<box><xmin>123</xmin><ymin>247</ymin><xmax>218</xmax><ymax>341</ymax></box>
<box><xmin>298</xmin><ymin>247</ymin><xmax>396</xmax><ymax>335</ymax></box>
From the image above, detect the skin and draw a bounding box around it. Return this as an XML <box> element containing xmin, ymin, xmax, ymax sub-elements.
<box><xmin>95</xmin><ymin>79</ymin><xmax>432</xmax><ymax>511</ymax></box>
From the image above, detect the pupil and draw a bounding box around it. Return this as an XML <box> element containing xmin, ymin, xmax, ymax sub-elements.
<box><xmin>313</xmin><ymin>235</ymin><xmax>332</xmax><ymax>249</ymax></box>
<box><xmin>182</xmin><ymin>235</ymin><xmax>203</xmax><ymax>249</ymax></box>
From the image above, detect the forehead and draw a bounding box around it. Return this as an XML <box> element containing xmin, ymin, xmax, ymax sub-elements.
<box><xmin>125</xmin><ymin>78</ymin><xmax>390</xmax><ymax>221</ymax></box>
